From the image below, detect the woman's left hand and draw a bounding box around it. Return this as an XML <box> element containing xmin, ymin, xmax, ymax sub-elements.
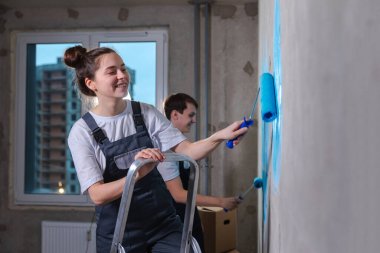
<box><xmin>134</xmin><ymin>148</ymin><xmax>165</xmax><ymax>179</ymax></box>
<box><xmin>134</xmin><ymin>148</ymin><xmax>165</xmax><ymax>162</ymax></box>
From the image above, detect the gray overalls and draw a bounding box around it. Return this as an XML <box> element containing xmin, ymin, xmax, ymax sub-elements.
<box><xmin>82</xmin><ymin>101</ymin><xmax>183</xmax><ymax>253</ymax></box>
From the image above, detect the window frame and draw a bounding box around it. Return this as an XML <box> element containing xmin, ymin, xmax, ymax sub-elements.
<box><xmin>12</xmin><ymin>29</ymin><xmax>169</xmax><ymax>206</ymax></box>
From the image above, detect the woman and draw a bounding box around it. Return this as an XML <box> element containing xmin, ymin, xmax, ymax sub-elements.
<box><xmin>64</xmin><ymin>45</ymin><xmax>247</xmax><ymax>253</ymax></box>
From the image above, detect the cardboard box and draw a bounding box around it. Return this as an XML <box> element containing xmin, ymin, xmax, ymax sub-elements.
<box><xmin>198</xmin><ymin>206</ymin><xmax>237</xmax><ymax>253</ymax></box>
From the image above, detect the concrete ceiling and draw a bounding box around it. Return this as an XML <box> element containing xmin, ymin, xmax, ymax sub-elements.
<box><xmin>1</xmin><ymin>0</ymin><xmax>257</xmax><ymax>9</ymax></box>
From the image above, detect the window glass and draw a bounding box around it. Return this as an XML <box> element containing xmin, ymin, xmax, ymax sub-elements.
<box><xmin>100</xmin><ymin>42</ymin><xmax>156</xmax><ymax>105</ymax></box>
<box><xmin>13</xmin><ymin>30</ymin><xmax>168</xmax><ymax>206</ymax></box>
<box><xmin>25</xmin><ymin>43</ymin><xmax>81</xmax><ymax>195</ymax></box>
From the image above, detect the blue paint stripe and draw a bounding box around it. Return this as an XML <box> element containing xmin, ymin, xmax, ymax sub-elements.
<box><xmin>272</xmin><ymin>0</ymin><xmax>282</xmax><ymax>192</ymax></box>
<box><xmin>260</xmin><ymin>0</ymin><xmax>283</xmax><ymax>225</ymax></box>
<box><xmin>261</xmin><ymin>123</ymin><xmax>270</xmax><ymax>223</ymax></box>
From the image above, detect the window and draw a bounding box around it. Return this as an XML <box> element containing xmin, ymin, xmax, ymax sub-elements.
<box><xmin>13</xmin><ymin>30</ymin><xmax>168</xmax><ymax>206</ymax></box>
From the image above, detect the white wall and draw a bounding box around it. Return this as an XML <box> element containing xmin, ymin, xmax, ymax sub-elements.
<box><xmin>259</xmin><ymin>0</ymin><xmax>380</xmax><ymax>252</ymax></box>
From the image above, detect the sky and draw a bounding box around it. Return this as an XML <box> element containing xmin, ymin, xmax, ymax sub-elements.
<box><xmin>36</xmin><ymin>42</ymin><xmax>156</xmax><ymax>105</ymax></box>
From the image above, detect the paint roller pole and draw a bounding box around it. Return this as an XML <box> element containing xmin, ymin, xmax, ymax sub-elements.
<box><xmin>226</xmin><ymin>72</ymin><xmax>277</xmax><ymax>149</ymax></box>
<box><xmin>225</xmin><ymin>87</ymin><xmax>260</xmax><ymax>149</ymax></box>
<box><xmin>237</xmin><ymin>177</ymin><xmax>263</xmax><ymax>201</ymax></box>
<box><xmin>224</xmin><ymin>177</ymin><xmax>263</xmax><ymax>212</ymax></box>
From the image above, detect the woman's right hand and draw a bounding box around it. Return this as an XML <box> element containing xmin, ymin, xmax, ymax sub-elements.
<box><xmin>134</xmin><ymin>148</ymin><xmax>165</xmax><ymax>179</ymax></box>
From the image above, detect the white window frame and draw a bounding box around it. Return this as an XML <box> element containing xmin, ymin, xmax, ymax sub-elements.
<box><xmin>12</xmin><ymin>29</ymin><xmax>168</xmax><ymax>206</ymax></box>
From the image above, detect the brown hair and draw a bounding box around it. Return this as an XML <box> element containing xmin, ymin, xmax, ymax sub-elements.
<box><xmin>163</xmin><ymin>93</ymin><xmax>198</xmax><ymax>120</ymax></box>
<box><xmin>63</xmin><ymin>46</ymin><xmax>116</xmax><ymax>97</ymax></box>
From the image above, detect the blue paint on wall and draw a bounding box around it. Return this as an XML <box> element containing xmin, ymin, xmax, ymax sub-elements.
<box><xmin>272</xmin><ymin>0</ymin><xmax>282</xmax><ymax>191</ymax></box>
<box><xmin>260</xmin><ymin>0</ymin><xmax>283</xmax><ymax>224</ymax></box>
<box><xmin>261</xmin><ymin>123</ymin><xmax>271</xmax><ymax>223</ymax></box>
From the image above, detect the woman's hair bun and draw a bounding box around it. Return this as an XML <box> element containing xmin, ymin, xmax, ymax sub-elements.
<box><xmin>64</xmin><ymin>45</ymin><xmax>87</xmax><ymax>69</ymax></box>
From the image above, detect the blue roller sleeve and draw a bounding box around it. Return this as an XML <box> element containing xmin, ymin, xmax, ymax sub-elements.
<box><xmin>226</xmin><ymin>117</ymin><xmax>254</xmax><ymax>149</ymax></box>
<box><xmin>253</xmin><ymin>177</ymin><xmax>263</xmax><ymax>189</ymax></box>
<box><xmin>235</xmin><ymin>177</ymin><xmax>263</xmax><ymax>202</ymax></box>
<box><xmin>260</xmin><ymin>73</ymin><xmax>278</xmax><ymax>122</ymax></box>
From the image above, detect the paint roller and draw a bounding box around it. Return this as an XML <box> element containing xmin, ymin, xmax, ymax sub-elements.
<box><xmin>260</xmin><ymin>72</ymin><xmax>278</xmax><ymax>122</ymax></box>
<box><xmin>224</xmin><ymin>177</ymin><xmax>263</xmax><ymax>212</ymax></box>
<box><xmin>237</xmin><ymin>177</ymin><xmax>263</xmax><ymax>201</ymax></box>
<box><xmin>226</xmin><ymin>72</ymin><xmax>277</xmax><ymax>148</ymax></box>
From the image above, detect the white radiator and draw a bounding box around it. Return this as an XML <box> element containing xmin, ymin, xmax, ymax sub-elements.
<box><xmin>42</xmin><ymin>221</ymin><xmax>97</xmax><ymax>253</ymax></box>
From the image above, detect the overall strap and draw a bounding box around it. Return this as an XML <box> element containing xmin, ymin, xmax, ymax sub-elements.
<box><xmin>178</xmin><ymin>161</ymin><xmax>189</xmax><ymax>190</ymax></box>
<box><xmin>131</xmin><ymin>101</ymin><xmax>148</xmax><ymax>133</ymax></box>
<box><xmin>82</xmin><ymin>112</ymin><xmax>109</xmax><ymax>145</ymax></box>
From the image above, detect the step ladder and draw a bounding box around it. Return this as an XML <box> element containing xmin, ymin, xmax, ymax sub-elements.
<box><xmin>110</xmin><ymin>153</ymin><xmax>201</xmax><ymax>253</ymax></box>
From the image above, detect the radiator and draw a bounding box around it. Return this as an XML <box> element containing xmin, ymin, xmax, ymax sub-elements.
<box><xmin>42</xmin><ymin>221</ymin><xmax>97</xmax><ymax>253</ymax></box>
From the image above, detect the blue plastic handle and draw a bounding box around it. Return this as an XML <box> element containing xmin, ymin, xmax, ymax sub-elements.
<box><xmin>226</xmin><ymin>117</ymin><xmax>254</xmax><ymax>149</ymax></box>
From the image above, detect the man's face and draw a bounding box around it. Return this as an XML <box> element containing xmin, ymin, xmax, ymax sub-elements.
<box><xmin>172</xmin><ymin>102</ymin><xmax>197</xmax><ymax>133</ymax></box>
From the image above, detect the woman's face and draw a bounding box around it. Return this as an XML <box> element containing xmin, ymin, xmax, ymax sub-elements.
<box><xmin>88</xmin><ymin>52</ymin><xmax>130</xmax><ymax>99</ymax></box>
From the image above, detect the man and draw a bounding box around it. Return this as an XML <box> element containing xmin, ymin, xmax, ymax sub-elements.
<box><xmin>158</xmin><ymin>93</ymin><xmax>240</xmax><ymax>252</ymax></box>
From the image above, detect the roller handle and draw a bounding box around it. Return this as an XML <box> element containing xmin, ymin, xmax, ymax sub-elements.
<box><xmin>226</xmin><ymin>117</ymin><xmax>254</xmax><ymax>149</ymax></box>
<box><xmin>224</xmin><ymin>177</ymin><xmax>263</xmax><ymax>212</ymax></box>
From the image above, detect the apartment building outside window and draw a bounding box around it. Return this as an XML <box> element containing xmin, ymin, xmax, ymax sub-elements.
<box><xmin>12</xmin><ymin>30</ymin><xmax>168</xmax><ymax>206</ymax></box>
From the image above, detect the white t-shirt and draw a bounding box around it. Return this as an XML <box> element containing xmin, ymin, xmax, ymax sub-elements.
<box><xmin>68</xmin><ymin>100</ymin><xmax>186</xmax><ymax>194</ymax></box>
<box><xmin>157</xmin><ymin>160</ymin><xmax>191</xmax><ymax>182</ymax></box>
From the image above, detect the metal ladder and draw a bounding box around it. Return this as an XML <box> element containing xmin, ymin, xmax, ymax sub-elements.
<box><xmin>110</xmin><ymin>153</ymin><xmax>201</xmax><ymax>253</ymax></box>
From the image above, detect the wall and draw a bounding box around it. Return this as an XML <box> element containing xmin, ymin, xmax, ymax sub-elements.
<box><xmin>259</xmin><ymin>0</ymin><xmax>380</xmax><ymax>252</ymax></box>
<box><xmin>209</xmin><ymin>4</ymin><xmax>259</xmax><ymax>252</ymax></box>
<box><xmin>0</xmin><ymin>2</ymin><xmax>259</xmax><ymax>252</ymax></box>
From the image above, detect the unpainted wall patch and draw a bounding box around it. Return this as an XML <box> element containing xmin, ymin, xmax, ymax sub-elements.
<box><xmin>118</xmin><ymin>8</ymin><xmax>129</xmax><ymax>21</ymax></box>
<box><xmin>0</xmin><ymin>4</ymin><xmax>10</xmax><ymax>15</ymax></box>
<box><xmin>0</xmin><ymin>223</ymin><xmax>7</xmax><ymax>231</ymax></box>
<box><xmin>213</xmin><ymin>5</ymin><xmax>237</xmax><ymax>19</ymax></box>
<box><xmin>0</xmin><ymin>123</ymin><xmax>4</xmax><ymax>162</ymax></box>
<box><xmin>0</xmin><ymin>48</ymin><xmax>8</xmax><ymax>57</ymax></box>
<box><xmin>218</xmin><ymin>121</ymin><xmax>229</xmax><ymax>130</ymax></box>
<box><xmin>14</xmin><ymin>10</ymin><xmax>23</xmax><ymax>19</ymax></box>
<box><xmin>208</xmin><ymin>123</ymin><xmax>216</xmax><ymax>132</ymax></box>
<box><xmin>67</xmin><ymin>8</ymin><xmax>79</xmax><ymax>19</ymax></box>
<box><xmin>246</xmin><ymin>205</ymin><xmax>257</xmax><ymax>214</ymax></box>
<box><xmin>244</xmin><ymin>2</ymin><xmax>258</xmax><ymax>19</ymax></box>
<box><xmin>243</xmin><ymin>61</ymin><xmax>254</xmax><ymax>76</ymax></box>
<box><xmin>0</xmin><ymin>18</ymin><xmax>6</xmax><ymax>33</ymax></box>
